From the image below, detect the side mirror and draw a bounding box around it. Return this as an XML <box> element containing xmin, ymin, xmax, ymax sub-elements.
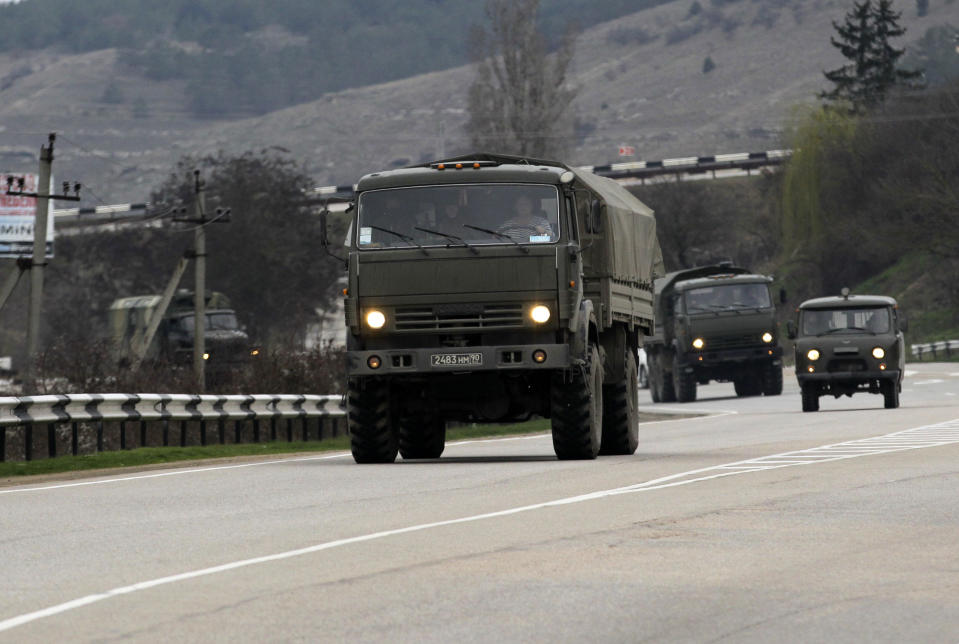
<box><xmin>786</xmin><ymin>320</ymin><xmax>797</xmax><ymax>340</ymax></box>
<box><xmin>319</xmin><ymin>208</ymin><xmax>330</xmax><ymax>247</ymax></box>
<box><xmin>779</xmin><ymin>287</ymin><xmax>787</xmax><ymax>304</ymax></box>
<box><xmin>898</xmin><ymin>313</ymin><xmax>908</xmax><ymax>333</ymax></box>
<box><xmin>587</xmin><ymin>199</ymin><xmax>603</xmax><ymax>233</ymax></box>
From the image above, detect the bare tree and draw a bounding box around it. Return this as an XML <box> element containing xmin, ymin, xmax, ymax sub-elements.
<box><xmin>466</xmin><ymin>0</ymin><xmax>578</xmax><ymax>158</ymax></box>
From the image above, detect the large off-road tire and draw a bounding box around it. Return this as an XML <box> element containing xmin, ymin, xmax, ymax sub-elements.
<box><xmin>348</xmin><ymin>377</ymin><xmax>398</xmax><ymax>463</ymax></box>
<box><xmin>734</xmin><ymin>374</ymin><xmax>763</xmax><ymax>397</ymax></box>
<box><xmin>551</xmin><ymin>343</ymin><xmax>603</xmax><ymax>460</ymax></box>
<box><xmin>600</xmin><ymin>348</ymin><xmax>639</xmax><ymax>455</ymax></box>
<box><xmin>801</xmin><ymin>382</ymin><xmax>820</xmax><ymax>412</ymax></box>
<box><xmin>650</xmin><ymin>351</ymin><xmax>677</xmax><ymax>403</ymax></box>
<box><xmin>649</xmin><ymin>355</ymin><xmax>662</xmax><ymax>403</ymax></box>
<box><xmin>398</xmin><ymin>414</ymin><xmax>446</xmax><ymax>459</ymax></box>
<box><xmin>881</xmin><ymin>379</ymin><xmax>900</xmax><ymax>409</ymax></box>
<box><xmin>672</xmin><ymin>354</ymin><xmax>697</xmax><ymax>403</ymax></box>
<box><xmin>761</xmin><ymin>362</ymin><xmax>784</xmax><ymax>396</ymax></box>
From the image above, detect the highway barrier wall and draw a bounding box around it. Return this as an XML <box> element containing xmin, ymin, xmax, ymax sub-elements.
<box><xmin>0</xmin><ymin>393</ymin><xmax>346</xmax><ymax>462</ymax></box>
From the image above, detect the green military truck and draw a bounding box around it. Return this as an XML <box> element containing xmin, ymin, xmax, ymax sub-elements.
<box><xmin>787</xmin><ymin>290</ymin><xmax>905</xmax><ymax>412</ymax></box>
<box><xmin>645</xmin><ymin>264</ymin><xmax>784</xmax><ymax>403</ymax></box>
<box><xmin>110</xmin><ymin>289</ymin><xmax>253</xmax><ymax>366</ymax></box>
<box><xmin>323</xmin><ymin>153</ymin><xmax>663</xmax><ymax>463</ymax></box>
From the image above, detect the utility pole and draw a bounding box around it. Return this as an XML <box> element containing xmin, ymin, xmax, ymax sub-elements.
<box><xmin>172</xmin><ymin>169</ymin><xmax>230</xmax><ymax>393</ymax></box>
<box><xmin>193</xmin><ymin>170</ymin><xmax>206</xmax><ymax>393</ymax></box>
<box><xmin>4</xmin><ymin>133</ymin><xmax>80</xmax><ymax>380</ymax></box>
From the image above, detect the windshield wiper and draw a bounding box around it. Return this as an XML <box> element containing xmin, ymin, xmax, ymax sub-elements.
<box><xmin>413</xmin><ymin>227</ymin><xmax>478</xmax><ymax>254</ymax></box>
<box><xmin>817</xmin><ymin>326</ymin><xmax>874</xmax><ymax>336</ymax></box>
<box><xmin>462</xmin><ymin>224</ymin><xmax>529</xmax><ymax>253</ymax></box>
<box><xmin>368</xmin><ymin>225</ymin><xmax>429</xmax><ymax>255</ymax></box>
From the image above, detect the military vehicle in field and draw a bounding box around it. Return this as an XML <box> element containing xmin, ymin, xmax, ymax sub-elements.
<box><xmin>110</xmin><ymin>289</ymin><xmax>254</xmax><ymax>366</ymax></box>
<box><xmin>644</xmin><ymin>264</ymin><xmax>784</xmax><ymax>403</ymax></box>
<box><xmin>787</xmin><ymin>289</ymin><xmax>905</xmax><ymax>411</ymax></box>
<box><xmin>322</xmin><ymin>152</ymin><xmax>663</xmax><ymax>463</ymax></box>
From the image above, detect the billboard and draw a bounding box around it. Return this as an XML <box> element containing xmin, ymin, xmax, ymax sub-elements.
<box><xmin>0</xmin><ymin>173</ymin><xmax>54</xmax><ymax>259</ymax></box>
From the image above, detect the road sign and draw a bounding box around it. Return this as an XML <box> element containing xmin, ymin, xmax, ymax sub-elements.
<box><xmin>0</xmin><ymin>173</ymin><xmax>54</xmax><ymax>258</ymax></box>
<box><xmin>618</xmin><ymin>146</ymin><xmax>636</xmax><ymax>157</ymax></box>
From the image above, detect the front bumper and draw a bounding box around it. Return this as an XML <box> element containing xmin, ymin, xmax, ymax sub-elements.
<box><xmin>797</xmin><ymin>369</ymin><xmax>900</xmax><ymax>384</ymax></box>
<box><xmin>347</xmin><ymin>343</ymin><xmax>570</xmax><ymax>376</ymax></box>
<box><xmin>685</xmin><ymin>344</ymin><xmax>782</xmax><ymax>366</ymax></box>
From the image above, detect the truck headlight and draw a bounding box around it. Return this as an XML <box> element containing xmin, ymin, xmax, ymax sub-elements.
<box><xmin>762</xmin><ymin>332</ymin><xmax>773</xmax><ymax>343</ymax></box>
<box><xmin>530</xmin><ymin>305</ymin><xmax>551</xmax><ymax>324</ymax></box>
<box><xmin>872</xmin><ymin>347</ymin><xmax>885</xmax><ymax>359</ymax></box>
<box><xmin>692</xmin><ymin>337</ymin><xmax>705</xmax><ymax>350</ymax></box>
<box><xmin>365</xmin><ymin>310</ymin><xmax>386</xmax><ymax>329</ymax></box>
<box><xmin>807</xmin><ymin>349</ymin><xmax>820</xmax><ymax>361</ymax></box>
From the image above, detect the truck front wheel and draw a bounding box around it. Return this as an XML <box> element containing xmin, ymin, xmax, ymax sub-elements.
<box><xmin>881</xmin><ymin>380</ymin><xmax>900</xmax><ymax>409</ymax></box>
<box><xmin>348</xmin><ymin>378</ymin><xmax>399</xmax><ymax>463</ymax></box>
<box><xmin>672</xmin><ymin>354</ymin><xmax>697</xmax><ymax>403</ymax></box>
<box><xmin>600</xmin><ymin>348</ymin><xmax>639</xmax><ymax>455</ymax></box>
<box><xmin>399</xmin><ymin>414</ymin><xmax>446</xmax><ymax>459</ymax></box>
<box><xmin>801</xmin><ymin>382</ymin><xmax>820</xmax><ymax>412</ymax></box>
<box><xmin>761</xmin><ymin>362</ymin><xmax>783</xmax><ymax>396</ymax></box>
<box><xmin>551</xmin><ymin>343</ymin><xmax>603</xmax><ymax>460</ymax></box>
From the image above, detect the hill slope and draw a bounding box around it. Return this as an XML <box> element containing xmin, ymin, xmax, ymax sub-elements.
<box><xmin>0</xmin><ymin>0</ymin><xmax>956</xmax><ymax>203</ymax></box>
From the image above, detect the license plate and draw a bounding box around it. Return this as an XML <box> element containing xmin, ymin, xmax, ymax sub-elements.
<box><xmin>430</xmin><ymin>352</ymin><xmax>483</xmax><ymax>367</ymax></box>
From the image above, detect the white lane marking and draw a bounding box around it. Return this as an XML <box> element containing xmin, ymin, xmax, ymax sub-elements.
<box><xmin>904</xmin><ymin>370</ymin><xmax>918</xmax><ymax>376</ymax></box>
<box><xmin>913</xmin><ymin>379</ymin><xmax>945</xmax><ymax>386</ymax></box>
<box><xmin>0</xmin><ymin>410</ymin><xmax>734</xmax><ymax>496</ymax></box>
<box><xmin>947</xmin><ymin>393</ymin><xmax>956</xmax><ymax>397</ymax></box>
<box><xmin>2</xmin><ymin>417</ymin><xmax>958</xmax><ymax>634</ymax></box>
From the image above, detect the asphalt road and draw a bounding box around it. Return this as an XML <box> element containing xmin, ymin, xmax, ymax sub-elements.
<box><xmin>1</xmin><ymin>363</ymin><xmax>958</xmax><ymax>642</ymax></box>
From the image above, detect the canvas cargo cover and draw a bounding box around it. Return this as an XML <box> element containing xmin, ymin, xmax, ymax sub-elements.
<box><xmin>572</xmin><ymin>168</ymin><xmax>664</xmax><ymax>284</ymax></box>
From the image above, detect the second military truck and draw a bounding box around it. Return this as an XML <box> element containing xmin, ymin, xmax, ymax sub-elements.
<box><xmin>324</xmin><ymin>152</ymin><xmax>663</xmax><ymax>463</ymax></box>
<box><xmin>645</xmin><ymin>264</ymin><xmax>784</xmax><ymax>403</ymax></box>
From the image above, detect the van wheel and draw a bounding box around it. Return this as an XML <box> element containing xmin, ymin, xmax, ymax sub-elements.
<box><xmin>600</xmin><ymin>348</ymin><xmax>639</xmax><ymax>455</ymax></box>
<box><xmin>399</xmin><ymin>414</ymin><xmax>446</xmax><ymax>459</ymax></box>
<box><xmin>761</xmin><ymin>362</ymin><xmax>783</xmax><ymax>396</ymax></box>
<box><xmin>551</xmin><ymin>343</ymin><xmax>603</xmax><ymax>460</ymax></box>
<box><xmin>672</xmin><ymin>354</ymin><xmax>697</xmax><ymax>403</ymax></box>
<box><xmin>801</xmin><ymin>382</ymin><xmax>819</xmax><ymax>412</ymax></box>
<box><xmin>348</xmin><ymin>378</ymin><xmax>398</xmax><ymax>463</ymax></box>
<box><xmin>881</xmin><ymin>380</ymin><xmax>900</xmax><ymax>409</ymax></box>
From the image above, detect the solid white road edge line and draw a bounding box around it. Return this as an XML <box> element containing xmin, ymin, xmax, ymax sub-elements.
<box><xmin>1</xmin><ymin>416</ymin><xmax>957</xmax><ymax>634</ymax></box>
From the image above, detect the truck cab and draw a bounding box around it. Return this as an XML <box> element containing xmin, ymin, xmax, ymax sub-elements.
<box><xmin>788</xmin><ymin>291</ymin><xmax>905</xmax><ymax>411</ymax></box>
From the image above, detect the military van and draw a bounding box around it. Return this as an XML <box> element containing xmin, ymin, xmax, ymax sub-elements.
<box><xmin>645</xmin><ymin>264</ymin><xmax>784</xmax><ymax>403</ymax></box>
<box><xmin>110</xmin><ymin>289</ymin><xmax>253</xmax><ymax>367</ymax></box>
<box><xmin>322</xmin><ymin>152</ymin><xmax>663</xmax><ymax>463</ymax></box>
<box><xmin>787</xmin><ymin>289</ymin><xmax>905</xmax><ymax>411</ymax></box>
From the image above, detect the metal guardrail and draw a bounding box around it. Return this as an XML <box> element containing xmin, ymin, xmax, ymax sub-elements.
<box><xmin>0</xmin><ymin>393</ymin><xmax>346</xmax><ymax>462</ymax></box>
<box><xmin>911</xmin><ymin>340</ymin><xmax>959</xmax><ymax>360</ymax></box>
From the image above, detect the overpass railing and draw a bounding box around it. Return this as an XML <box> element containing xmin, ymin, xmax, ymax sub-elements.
<box><xmin>0</xmin><ymin>393</ymin><xmax>346</xmax><ymax>463</ymax></box>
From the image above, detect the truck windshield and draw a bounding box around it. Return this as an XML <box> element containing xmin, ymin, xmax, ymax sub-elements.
<box><xmin>356</xmin><ymin>184</ymin><xmax>560</xmax><ymax>249</ymax></box>
<box><xmin>684</xmin><ymin>283</ymin><xmax>771</xmax><ymax>313</ymax></box>
<box><xmin>801</xmin><ymin>307</ymin><xmax>891</xmax><ymax>335</ymax></box>
<box><xmin>180</xmin><ymin>312</ymin><xmax>240</xmax><ymax>332</ymax></box>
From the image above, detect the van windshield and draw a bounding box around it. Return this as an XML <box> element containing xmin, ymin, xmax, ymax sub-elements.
<box><xmin>801</xmin><ymin>307</ymin><xmax>891</xmax><ymax>335</ymax></box>
<box><xmin>179</xmin><ymin>312</ymin><xmax>240</xmax><ymax>332</ymax></box>
<box><xmin>356</xmin><ymin>184</ymin><xmax>560</xmax><ymax>249</ymax></box>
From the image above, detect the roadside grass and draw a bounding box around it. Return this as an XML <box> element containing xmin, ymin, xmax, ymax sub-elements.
<box><xmin>0</xmin><ymin>413</ymin><xmax>681</xmax><ymax>480</ymax></box>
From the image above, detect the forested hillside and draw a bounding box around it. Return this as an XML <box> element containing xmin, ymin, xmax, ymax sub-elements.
<box><xmin>0</xmin><ymin>0</ymin><xmax>649</xmax><ymax>117</ymax></box>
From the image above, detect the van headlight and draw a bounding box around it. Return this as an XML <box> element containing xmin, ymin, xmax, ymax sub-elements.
<box><xmin>530</xmin><ymin>305</ymin><xmax>551</xmax><ymax>324</ymax></box>
<box><xmin>762</xmin><ymin>332</ymin><xmax>773</xmax><ymax>343</ymax></box>
<box><xmin>807</xmin><ymin>349</ymin><xmax>820</xmax><ymax>361</ymax></box>
<box><xmin>365</xmin><ymin>310</ymin><xmax>386</xmax><ymax>329</ymax></box>
<box><xmin>692</xmin><ymin>337</ymin><xmax>705</xmax><ymax>350</ymax></box>
<box><xmin>872</xmin><ymin>347</ymin><xmax>885</xmax><ymax>359</ymax></box>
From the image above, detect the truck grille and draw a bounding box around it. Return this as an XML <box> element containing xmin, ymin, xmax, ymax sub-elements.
<box><xmin>706</xmin><ymin>333</ymin><xmax>762</xmax><ymax>350</ymax></box>
<box><xmin>394</xmin><ymin>303</ymin><xmax>525</xmax><ymax>331</ymax></box>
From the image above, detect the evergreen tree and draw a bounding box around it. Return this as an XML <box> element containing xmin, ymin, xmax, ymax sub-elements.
<box><xmin>820</xmin><ymin>0</ymin><xmax>922</xmax><ymax>113</ymax></box>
